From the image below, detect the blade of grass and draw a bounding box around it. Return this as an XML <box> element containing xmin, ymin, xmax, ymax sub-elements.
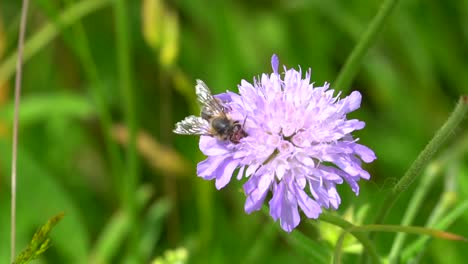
<box><xmin>409</xmin><ymin>164</ymin><xmax>458</xmax><ymax>263</ymax></box>
<box><xmin>243</xmin><ymin>222</ymin><xmax>280</xmax><ymax>264</ymax></box>
<box><xmin>388</xmin><ymin>134</ymin><xmax>468</xmax><ymax>262</ymax></box>
<box><xmin>400</xmin><ymin>157</ymin><xmax>462</xmax><ymax>262</ymax></box>
<box><xmin>336</xmin><ymin>221</ymin><xmax>468</xmax><ymax>264</ymax></box>
<box><xmin>112</xmin><ymin>0</ymin><xmax>139</xmax><ymax>262</ymax></box>
<box><xmin>0</xmin><ymin>0</ymin><xmax>112</xmax><ymax>84</ymax></box>
<box><xmin>12</xmin><ymin>213</ymin><xmax>64</xmax><ymax>264</ymax></box>
<box><xmin>261</xmin><ymin>206</ymin><xmax>331</xmax><ymax>263</ymax></box>
<box><xmin>139</xmin><ymin>199</ymin><xmax>172</xmax><ymax>261</ymax></box>
<box><xmin>10</xmin><ymin>0</ymin><xmax>29</xmax><ymax>261</ymax></box>
<box><xmin>89</xmin><ymin>185</ymin><xmax>153</xmax><ymax>263</ymax></box>
<box><xmin>286</xmin><ymin>230</ymin><xmax>330</xmax><ymax>264</ymax></box>
<box><xmin>401</xmin><ymin>199</ymin><xmax>468</xmax><ymax>261</ymax></box>
<box><xmin>386</xmin><ymin>163</ymin><xmax>438</xmax><ymax>259</ymax></box>
<box><xmin>63</xmin><ymin>0</ymin><xmax>124</xmax><ymax>199</ymax></box>
<box><xmin>333</xmin><ymin>229</ymin><xmax>349</xmax><ymax>264</ymax></box>
<box><xmin>0</xmin><ymin>93</ymin><xmax>94</xmax><ymax>122</ymax></box>
<box><xmin>318</xmin><ymin>212</ymin><xmax>381</xmax><ymax>264</ymax></box>
<box><xmin>372</xmin><ymin>96</ymin><xmax>468</xmax><ymax>227</ymax></box>
<box><xmin>350</xmin><ymin>224</ymin><xmax>467</xmax><ymax>242</ymax></box>
<box><xmin>156</xmin><ymin>5</ymin><xmax>180</xmax><ymax>243</ymax></box>
<box><xmin>159</xmin><ymin>72</ymin><xmax>179</xmax><ymax>243</ymax></box>
<box><xmin>333</xmin><ymin>0</ymin><xmax>400</xmax><ymax>91</ymax></box>
<box><xmin>10</xmin><ymin>0</ymin><xmax>124</xmax><ymax>202</ymax></box>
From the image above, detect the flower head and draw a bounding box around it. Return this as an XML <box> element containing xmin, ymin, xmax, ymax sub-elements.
<box><xmin>196</xmin><ymin>55</ymin><xmax>376</xmax><ymax>232</ymax></box>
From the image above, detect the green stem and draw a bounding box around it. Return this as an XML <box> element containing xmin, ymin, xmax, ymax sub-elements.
<box><xmin>113</xmin><ymin>0</ymin><xmax>139</xmax><ymax>261</ymax></box>
<box><xmin>318</xmin><ymin>213</ymin><xmax>381</xmax><ymax>264</ymax></box>
<box><xmin>244</xmin><ymin>223</ymin><xmax>280</xmax><ymax>264</ymax></box>
<box><xmin>62</xmin><ymin>0</ymin><xmax>123</xmax><ymax>199</ymax></box>
<box><xmin>400</xmin><ymin>156</ymin><xmax>461</xmax><ymax>262</ymax></box>
<box><xmin>402</xmin><ymin>200</ymin><xmax>468</xmax><ymax>261</ymax></box>
<box><xmin>333</xmin><ymin>230</ymin><xmax>348</xmax><ymax>264</ymax></box>
<box><xmin>388</xmin><ymin>135</ymin><xmax>468</xmax><ymax>263</ymax></box>
<box><xmin>261</xmin><ymin>206</ymin><xmax>330</xmax><ymax>262</ymax></box>
<box><xmin>386</xmin><ymin>164</ymin><xmax>438</xmax><ymax>262</ymax></box>
<box><xmin>10</xmin><ymin>0</ymin><xmax>30</xmax><ymax>261</ymax></box>
<box><xmin>373</xmin><ymin>96</ymin><xmax>468</xmax><ymax>226</ymax></box>
<box><xmin>338</xmin><ymin>221</ymin><xmax>467</xmax><ymax>264</ymax></box>
<box><xmin>287</xmin><ymin>229</ymin><xmax>330</xmax><ymax>263</ymax></box>
<box><xmin>196</xmin><ymin>181</ymin><xmax>214</xmax><ymax>258</ymax></box>
<box><xmin>333</xmin><ymin>0</ymin><xmax>400</xmax><ymax>91</ymax></box>
<box><xmin>0</xmin><ymin>0</ymin><xmax>111</xmax><ymax>83</ymax></box>
<box><xmin>90</xmin><ymin>186</ymin><xmax>153</xmax><ymax>263</ymax></box>
<box><xmin>159</xmin><ymin>71</ymin><xmax>179</xmax><ymax>243</ymax></box>
<box><xmin>350</xmin><ymin>225</ymin><xmax>466</xmax><ymax>241</ymax></box>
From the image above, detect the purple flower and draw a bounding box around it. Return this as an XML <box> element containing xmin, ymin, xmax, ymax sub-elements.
<box><xmin>196</xmin><ymin>55</ymin><xmax>376</xmax><ymax>232</ymax></box>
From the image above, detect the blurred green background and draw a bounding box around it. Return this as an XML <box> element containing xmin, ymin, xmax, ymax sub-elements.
<box><xmin>0</xmin><ymin>0</ymin><xmax>467</xmax><ymax>263</ymax></box>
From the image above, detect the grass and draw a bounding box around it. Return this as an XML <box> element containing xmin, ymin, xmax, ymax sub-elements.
<box><xmin>0</xmin><ymin>0</ymin><xmax>467</xmax><ymax>263</ymax></box>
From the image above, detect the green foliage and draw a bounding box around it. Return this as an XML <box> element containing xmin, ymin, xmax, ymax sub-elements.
<box><xmin>151</xmin><ymin>247</ymin><xmax>188</xmax><ymax>264</ymax></box>
<box><xmin>0</xmin><ymin>141</ymin><xmax>90</xmax><ymax>263</ymax></box>
<box><xmin>0</xmin><ymin>0</ymin><xmax>467</xmax><ymax>263</ymax></box>
<box><xmin>0</xmin><ymin>93</ymin><xmax>94</xmax><ymax>124</ymax></box>
<box><xmin>12</xmin><ymin>213</ymin><xmax>64</xmax><ymax>264</ymax></box>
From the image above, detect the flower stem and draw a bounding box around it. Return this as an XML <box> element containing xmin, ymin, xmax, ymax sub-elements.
<box><xmin>11</xmin><ymin>0</ymin><xmax>29</xmax><ymax>261</ymax></box>
<box><xmin>333</xmin><ymin>230</ymin><xmax>348</xmax><ymax>264</ymax></box>
<box><xmin>318</xmin><ymin>212</ymin><xmax>381</xmax><ymax>264</ymax></box>
<box><xmin>386</xmin><ymin>164</ymin><xmax>438</xmax><ymax>263</ymax></box>
<box><xmin>388</xmin><ymin>134</ymin><xmax>468</xmax><ymax>262</ymax></box>
<box><xmin>373</xmin><ymin>96</ymin><xmax>468</xmax><ymax>226</ymax></box>
<box><xmin>401</xmin><ymin>200</ymin><xmax>468</xmax><ymax>260</ymax></box>
<box><xmin>335</xmin><ymin>221</ymin><xmax>467</xmax><ymax>264</ymax></box>
<box><xmin>113</xmin><ymin>0</ymin><xmax>139</xmax><ymax>261</ymax></box>
<box><xmin>333</xmin><ymin>0</ymin><xmax>400</xmax><ymax>91</ymax></box>
<box><xmin>349</xmin><ymin>224</ymin><xmax>466</xmax><ymax>242</ymax></box>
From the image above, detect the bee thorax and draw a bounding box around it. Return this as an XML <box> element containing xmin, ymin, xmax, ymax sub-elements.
<box><xmin>211</xmin><ymin>117</ymin><xmax>231</xmax><ymax>135</ymax></box>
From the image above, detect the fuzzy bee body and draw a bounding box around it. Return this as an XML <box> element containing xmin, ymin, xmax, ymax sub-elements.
<box><xmin>173</xmin><ymin>80</ymin><xmax>248</xmax><ymax>144</ymax></box>
<box><xmin>210</xmin><ymin>116</ymin><xmax>247</xmax><ymax>143</ymax></box>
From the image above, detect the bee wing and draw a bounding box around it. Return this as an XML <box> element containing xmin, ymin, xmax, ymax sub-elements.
<box><xmin>195</xmin><ymin>79</ymin><xmax>225</xmax><ymax>116</ymax></box>
<box><xmin>173</xmin><ymin>115</ymin><xmax>211</xmax><ymax>135</ymax></box>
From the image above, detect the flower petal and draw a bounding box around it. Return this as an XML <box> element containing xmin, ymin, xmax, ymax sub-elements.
<box><xmin>197</xmin><ymin>155</ymin><xmax>229</xmax><ymax>180</ymax></box>
<box><xmin>290</xmin><ymin>180</ymin><xmax>321</xmax><ymax>219</ymax></box>
<box><xmin>269</xmin><ymin>180</ymin><xmax>300</xmax><ymax>232</ymax></box>
<box><xmin>183</xmin><ymin>55</ymin><xmax>376</xmax><ymax>233</ymax></box>
<box><xmin>353</xmin><ymin>143</ymin><xmax>377</xmax><ymax>163</ymax></box>
<box><xmin>271</xmin><ymin>54</ymin><xmax>279</xmax><ymax>74</ymax></box>
<box><xmin>325</xmin><ymin>182</ymin><xmax>341</xmax><ymax>209</ymax></box>
<box><xmin>244</xmin><ymin>173</ymin><xmax>273</xmax><ymax>213</ymax></box>
<box><xmin>340</xmin><ymin>91</ymin><xmax>362</xmax><ymax>113</ymax></box>
<box><xmin>199</xmin><ymin>136</ymin><xmax>230</xmax><ymax>156</ymax></box>
<box><xmin>214</xmin><ymin>158</ymin><xmax>240</xmax><ymax>189</ymax></box>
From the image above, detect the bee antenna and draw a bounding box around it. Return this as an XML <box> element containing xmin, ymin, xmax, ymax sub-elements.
<box><xmin>242</xmin><ymin>115</ymin><xmax>248</xmax><ymax>126</ymax></box>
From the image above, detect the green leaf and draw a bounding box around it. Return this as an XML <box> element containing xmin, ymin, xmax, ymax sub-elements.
<box><xmin>0</xmin><ymin>0</ymin><xmax>112</xmax><ymax>83</ymax></box>
<box><xmin>90</xmin><ymin>185</ymin><xmax>153</xmax><ymax>263</ymax></box>
<box><xmin>0</xmin><ymin>141</ymin><xmax>90</xmax><ymax>263</ymax></box>
<box><xmin>13</xmin><ymin>213</ymin><xmax>64</xmax><ymax>264</ymax></box>
<box><xmin>286</xmin><ymin>230</ymin><xmax>331</xmax><ymax>264</ymax></box>
<box><xmin>139</xmin><ymin>199</ymin><xmax>171</xmax><ymax>261</ymax></box>
<box><xmin>242</xmin><ymin>222</ymin><xmax>279</xmax><ymax>264</ymax></box>
<box><xmin>0</xmin><ymin>93</ymin><xmax>94</xmax><ymax>125</ymax></box>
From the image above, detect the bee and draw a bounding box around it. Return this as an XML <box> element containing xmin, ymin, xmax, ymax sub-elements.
<box><xmin>173</xmin><ymin>79</ymin><xmax>248</xmax><ymax>144</ymax></box>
